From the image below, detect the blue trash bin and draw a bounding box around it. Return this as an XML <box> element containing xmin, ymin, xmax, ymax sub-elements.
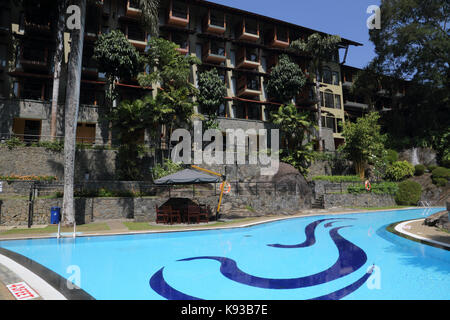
<box><xmin>51</xmin><ymin>207</ymin><xmax>61</xmax><ymax>224</ymax></box>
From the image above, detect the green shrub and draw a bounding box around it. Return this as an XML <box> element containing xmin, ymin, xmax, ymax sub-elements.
<box><xmin>152</xmin><ymin>159</ymin><xmax>183</xmax><ymax>180</ymax></box>
<box><xmin>414</xmin><ymin>164</ymin><xmax>426</xmax><ymax>176</ymax></box>
<box><xmin>347</xmin><ymin>182</ymin><xmax>398</xmax><ymax>195</ymax></box>
<box><xmin>395</xmin><ymin>180</ymin><xmax>422</xmax><ymax>205</ymax></box>
<box><xmin>384</xmin><ymin>161</ymin><xmax>414</xmax><ymax>181</ymax></box>
<box><xmin>427</xmin><ymin>165</ymin><xmax>438</xmax><ymax>172</ymax></box>
<box><xmin>3</xmin><ymin>137</ymin><xmax>26</xmax><ymax>150</ymax></box>
<box><xmin>434</xmin><ymin>178</ymin><xmax>448</xmax><ymax>187</ymax></box>
<box><xmin>385</xmin><ymin>149</ymin><xmax>399</xmax><ymax>164</ymax></box>
<box><xmin>311</xmin><ymin>175</ymin><xmax>361</xmax><ymax>183</ymax></box>
<box><xmin>431</xmin><ymin>167</ymin><xmax>450</xmax><ymax>185</ymax></box>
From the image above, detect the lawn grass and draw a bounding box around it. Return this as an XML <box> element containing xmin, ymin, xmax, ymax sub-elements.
<box><xmin>346</xmin><ymin>206</ymin><xmax>411</xmax><ymax>211</ymax></box>
<box><xmin>0</xmin><ymin>223</ymin><xmax>110</xmax><ymax>236</ymax></box>
<box><xmin>123</xmin><ymin>217</ymin><xmax>259</xmax><ymax>231</ymax></box>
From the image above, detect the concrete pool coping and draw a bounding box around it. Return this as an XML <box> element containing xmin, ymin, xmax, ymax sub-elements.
<box><xmin>389</xmin><ymin>217</ymin><xmax>450</xmax><ymax>251</ymax></box>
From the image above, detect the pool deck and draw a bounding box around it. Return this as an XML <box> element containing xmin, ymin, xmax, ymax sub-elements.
<box><xmin>0</xmin><ymin>206</ymin><xmax>448</xmax><ymax>300</ymax></box>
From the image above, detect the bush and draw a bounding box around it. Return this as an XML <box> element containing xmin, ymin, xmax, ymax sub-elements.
<box><xmin>414</xmin><ymin>164</ymin><xmax>426</xmax><ymax>176</ymax></box>
<box><xmin>434</xmin><ymin>178</ymin><xmax>448</xmax><ymax>187</ymax></box>
<box><xmin>3</xmin><ymin>137</ymin><xmax>26</xmax><ymax>150</ymax></box>
<box><xmin>431</xmin><ymin>167</ymin><xmax>450</xmax><ymax>185</ymax></box>
<box><xmin>384</xmin><ymin>161</ymin><xmax>414</xmax><ymax>181</ymax></box>
<box><xmin>312</xmin><ymin>175</ymin><xmax>361</xmax><ymax>183</ymax></box>
<box><xmin>427</xmin><ymin>165</ymin><xmax>438</xmax><ymax>172</ymax></box>
<box><xmin>347</xmin><ymin>182</ymin><xmax>398</xmax><ymax>195</ymax></box>
<box><xmin>385</xmin><ymin>149</ymin><xmax>399</xmax><ymax>164</ymax></box>
<box><xmin>395</xmin><ymin>180</ymin><xmax>422</xmax><ymax>206</ymax></box>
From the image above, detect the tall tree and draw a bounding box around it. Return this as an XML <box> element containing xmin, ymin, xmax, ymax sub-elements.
<box><xmin>62</xmin><ymin>0</ymin><xmax>86</xmax><ymax>226</ymax></box>
<box><xmin>197</xmin><ymin>68</ymin><xmax>227</xmax><ymax>129</ymax></box>
<box><xmin>271</xmin><ymin>104</ymin><xmax>316</xmax><ymax>174</ymax></box>
<box><xmin>369</xmin><ymin>0</ymin><xmax>449</xmax><ymax>153</ymax></box>
<box><xmin>138</xmin><ymin>37</ymin><xmax>200</xmax><ymax>134</ymax></box>
<box><xmin>93</xmin><ymin>30</ymin><xmax>142</xmax><ymax>145</ymax></box>
<box><xmin>135</xmin><ymin>0</ymin><xmax>161</xmax><ymax>37</ymax></box>
<box><xmin>50</xmin><ymin>0</ymin><xmax>67</xmax><ymax>141</ymax></box>
<box><xmin>291</xmin><ymin>33</ymin><xmax>341</xmax><ymax>151</ymax></box>
<box><xmin>265</xmin><ymin>54</ymin><xmax>307</xmax><ymax>104</ymax></box>
<box><xmin>338</xmin><ymin>112</ymin><xmax>387</xmax><ymax>179</ymax></box>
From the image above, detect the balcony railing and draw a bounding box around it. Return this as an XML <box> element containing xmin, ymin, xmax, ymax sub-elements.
<box><xmin>167</xmin><ymin>0</ymin><xmax>189</xmax><ymax>27</ymax></box>
<box><xmin>236</xmin><ymin>47</ymin><xmax>260</xmax><ymax>69</ymax></box>
<box><xmin>204</xmin><ymin>9</ymin><xmax>226</xmax><ymax>34</ymax></box>
<box><xmin>237</xmin><ymin>76</ymin><xmax>261</xmax><ymax>97</ymax></box>
<box><xmin>126</xmin><ymin>0</ymin><xmax>142</xmax><ymax>18</ymax></box>
<box><xmin>269</xmin><ymin>26</ymin><xmax>290</xmax><ymax>48</ymax></box>
<box><xmin>237</xmin><ymin>19</ymin><xmax>259</xmax><ymax>42</ymax></box>
<box><xmin>203</xmin><ymin>41</ymin><xmax>226</xmax><ymax>63</ymax></box>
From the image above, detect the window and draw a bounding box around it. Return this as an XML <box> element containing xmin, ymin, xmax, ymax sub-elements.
<box><xmin>336</xmin><ymin>118</ymin><xmax>343</xmax><ymax>133</ymax></box>
<box><xmin>324</xmin><ymin>90</ymin><xmax>334</xmax><ymax>108</ymax></box>
<box><xmin>332</xmin><ymin>72</ymin><xmax>340</xmax><ymax>85</ymax></box>
<box><xmin>234</xmin><ymin>105</ymin><xmax>245</xmax><ymax>119</ymax></box>
<box><xmin>247</xmin><ymin>104</ymin><xmax>261</xmax><ymax>120</ymax></box>
<box><xmin>320</xmin><ymin>68</ymin><xmax>332</xmax><ymax>84</ymax></box>
<box><xmin>334</xmin><ymin>94</ymin><xmax>341</xmax><ymax>109</ymax></box>
<box><xmin>218</xmin><ymin>104</ymin><xmax>226</xmax><ymax>117</ymax></box>
<box><xmin>196</xmin><ymin>43</ymin><xmax>202</xmax><ymax>59</ymax></box>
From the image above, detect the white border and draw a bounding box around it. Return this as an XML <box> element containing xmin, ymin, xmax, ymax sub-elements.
<box><xmin>0</xmin><ymin>254</ymin><xmax>66</xmax><ymax>300</ymax></box>
<box><xmin>394</xmin><ymin>219</ymin><xmax>450</xmax><ymax>249</ymax></box>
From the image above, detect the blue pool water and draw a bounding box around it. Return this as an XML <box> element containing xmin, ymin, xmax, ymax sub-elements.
<box><xmin>0</xmin><ymin>208</ymin><xmax>449</xmax><ymax>300</ymax></box>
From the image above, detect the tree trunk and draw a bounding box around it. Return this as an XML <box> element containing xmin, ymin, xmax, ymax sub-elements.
<box><xmin>315</xmin><ymin>68</ymin><xmax>323</xmax><ymax>151</ymax></box>
<box><xmin>50</xmin><ymin>0</ymin><xmax>67</xmax><ymax>141</ymax></box>
<box><xmin>63</xmin><ymin>0</ymin><xmax>86</xmax><ymax>226</ymax></box>
<box><xmin>355</xmin><ymin>160</ymin><xmax>365</xmax><ymax>180</ymax></box>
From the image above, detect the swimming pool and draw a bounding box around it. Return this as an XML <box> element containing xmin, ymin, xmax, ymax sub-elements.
<box><xmin>0</xmin><ymin>208</ymin><xmax>449</xmax><ymax>300</ymax></box>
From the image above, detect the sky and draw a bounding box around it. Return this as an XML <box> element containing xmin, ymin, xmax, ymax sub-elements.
<box><xmin>206</xmin><ymin>0</ymin><xmax>382</xmax><ymax>69</ymax></box>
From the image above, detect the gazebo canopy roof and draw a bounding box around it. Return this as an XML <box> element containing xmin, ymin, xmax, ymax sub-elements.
<box><xmin>154</xmin><ymin>168</ymin><xmax>221</xmax><ymax>185</ymax></box>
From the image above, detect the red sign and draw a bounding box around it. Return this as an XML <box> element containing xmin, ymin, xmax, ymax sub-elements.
<box><xmin>6</xmin><ymin>282</ymin><xmax>39</xmax><ymax>300</ymax></box>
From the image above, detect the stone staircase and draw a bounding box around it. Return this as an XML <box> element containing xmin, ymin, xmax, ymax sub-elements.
<box><xmin>311</xmin><ymin>195</ymin><xmax>324</xmax><ymax>209</ymax></box>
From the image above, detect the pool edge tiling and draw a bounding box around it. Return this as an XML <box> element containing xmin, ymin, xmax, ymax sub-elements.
<box><xmin>0</xmin><ymin>208</ymin><xmax>448</xmax><ymax>300</ymax></box>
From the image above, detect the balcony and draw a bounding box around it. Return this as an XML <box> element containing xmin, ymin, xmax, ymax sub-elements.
<box><xmin>236</xmin><ymin>47</ymin><xmax>260</xmax><ymax>69</ymax></box>
<box><xmin>344</xmin><ymin>100</ymin><xmax>368</xmax><ymax>110</ymax></box>
<box><xmin>124</xmin><ymin>23</ymin><xmax>147</xmax><ymax>50</ymax></box>
<box><xmin>167</xmin><ymin>0</ymin><xmax>189</xmax><ymax>28</ymax></box>
<box><xmin>204</xmin><ymin>9</ymin><xmax>226</xmax><ymax>35</ymax></box>
<box><xmin>237</xmin><ymin>75</ymin><xmax>261</xmax><ymax>97</ymax></box>
<box><xmin>24</xmin><ymin>15</ymin><xmax>51</xmax><ymax>33</ymax></box>
<box><xmin>126</xmin><ymin>0</ymin><xmax>142</xmax><ymax>19</ymax></box>
<box><xmin>237</xmin><ymin>19</ymin><xmax>259</xmax><ymax>42</ymax></box>
<box><xmin>19</xmin><ymin>47</ymin><xmax>48</xmax><ymax>71</ymax></box>
<box><xmin>172</xmin><ymin>34</ymin><xmax>189</xmax><ymax>55</ymax></box>
<box><xmin>203</xmin><ymin>41</ymin><xmax>226</xmax><ymax>64</ymax></box>
<box><xmin>269</xmin><ymin>26</ymin><xmax>289</xmax><ymax>48</ymax></box>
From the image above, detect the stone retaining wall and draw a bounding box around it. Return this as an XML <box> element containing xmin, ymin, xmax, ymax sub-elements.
<box><xmin>323</xmin><ymin>193</ymin><xmax>396</xmax><ymax>209</ymax></box>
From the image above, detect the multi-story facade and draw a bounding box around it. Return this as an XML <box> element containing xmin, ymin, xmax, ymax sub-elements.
<box><xmin>341</xmin><ymin>64</ymin><xmax>408</xmax><ymax>123</ymax></box>
<box><xmin>0</xmin><ymin>0</ymin><xmax>362</xmax><ymax>151</ymax></box>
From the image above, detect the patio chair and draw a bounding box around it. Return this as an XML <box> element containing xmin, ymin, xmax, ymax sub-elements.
<box><xmin>167</xmin><ymin>205</ymin><xmax>182</xmax><ymax>225</ymax></box>
<box><xmin>199</xmin><ymin>205</ymin><xmax>210</xmax><ymax>223</ymax></box>
<box><xmin>155</xmin><ymin>205</ymin><xmax>169</xmax><ymax>224</ymax></box>
<box><xmin>187</xmin><ymin>205</ymin><xmax>201</xmax><ymax>224</ymax></box>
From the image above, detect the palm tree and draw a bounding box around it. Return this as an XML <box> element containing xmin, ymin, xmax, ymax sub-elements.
<box><xmin>50</xmin><ymin>0</ymin><xmax>68</xmax><ymax>141</ymax></box>
<box><xmin>62</xmin><ymin>0</ymin><xmax>86</xmax><ymax>226</ymax></box>
<box><xmin>135</xmin><ymin>0</ymin><xmax>161</xmax><ymax>37</ymax></box>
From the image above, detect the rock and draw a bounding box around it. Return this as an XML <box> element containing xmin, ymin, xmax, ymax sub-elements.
<box><xmin>424</xmin><ymin>211</ymin><xmax>449</xmax><ymax>229</ymax></box>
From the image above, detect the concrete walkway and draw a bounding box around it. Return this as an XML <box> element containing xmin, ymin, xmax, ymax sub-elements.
<box><xmin>395</xmin><ymin>218</ymin><xmax>450</xmax><ymax>248</ymax></box>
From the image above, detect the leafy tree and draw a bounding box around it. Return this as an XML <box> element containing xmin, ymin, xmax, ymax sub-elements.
<box><xmin>384</xmin><ymin>160</ymin><xmax>415</xmax><ymax>181</ymax></box>
<box><xmin>291</xmin><ymin>33</ymin><xmax>341</xmax><ymax>150</ymax></box>
<box><xmin>138</xmin><ymin>37</ymin><xmax>200</xmax><ymax>133</ymax></box>
<box><xmin>110</xmin><ymin>96</ymin><xmax>172</xmax><ymax>180</ymax></box>
<box><xmin>265</xmin><ymin>54</ymin><xmax>307</xmax><ymax>104</ymax></box>
<box><xmin>133</xmin><ymin>0</ymin><xmax>161</xmax><ymax>37</ymax></box>
<box><xmin>369</xmin><ymin>0</ymin><xmax>449</xmax><ymax>151</ymax></box>
<box><xmin>271</xmin><ymin>104</ymin><xmax>316</xmax><ymax>174</ymax></box>
<box><xmin>197</xmin><ymin>68</ymin><xmax>227</xmax><ymax>129</ymax></box>
<box><xmin>338</xmin><ymin>112</ymin><xmax>387</xmax><ymax>179</ymax></box>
